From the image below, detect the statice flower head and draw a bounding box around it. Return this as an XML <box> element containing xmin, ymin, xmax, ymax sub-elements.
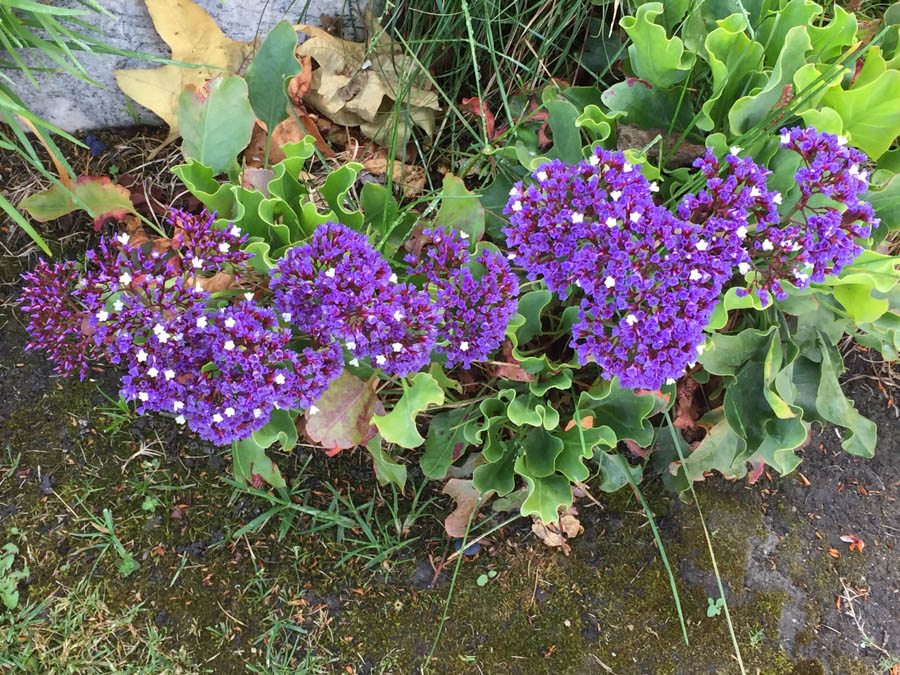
<box><xmin>19</xmin><ymin>260</ymin><xmax>104</xmax><ymax>379</ymax></box>
<box><xmin>270</xmin><ymin>222</ymin><xmax>438</xmax><ymax>377</ymax></box>
<box><xmin>407</xmin><ymin>226</ymin><xmax>519</xmax><ymax>369</ymax></box>
<box><xmin>119</xmin><ymin>301</ymin><xmax>341</xmax><ymax>445</ymax></box>
<box><xmin>166</xmin><ymin>208</ymin><xmax>252</xmax><ymax>275</ymax></box>
<box><xmin>505</xmin><ymin>149</ymin><xmax>728</xmax><ymax>389</ymax></box>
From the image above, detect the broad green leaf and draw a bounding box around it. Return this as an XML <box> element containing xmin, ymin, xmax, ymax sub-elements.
<box><xmin>680</xmin><ymin>409</ymin><xmax>748</xmax><ymax>481</ymax></box>
<box><xmin>596</xmin><ymin>451</ymin><xmax>643</xmax><ymax>492</ymax></box>
<box><xmin>366</xmin><ymin>435</ymin><xmax>406</xmax><ymax>489</ymax></box>
<box><xmin>729</xmin><ymin>25</ymin><xmax>811</xmax><ymax>135</ymax></box>
<box><xmin>321</xmin><ymin>163</ymin><xmax>364</xmax><ymax>230</ymax></box>
<box><xmin>246</xmin><ymin>20</ymin><xmax>301</xmax><ymax>144</ymax></box>
<box><xmin>172</xmin><ymin>160</ymin><xmax>236</xmax><ymax>216</ymax></box>
<box><xmin>582</xmin><ymin>17</ymin><xmax>624</xmax><ymax>75</ymax></box>
<box><xmin>832</xmin><ymin>283</ymin><xmax>890</xmax><ymax>323</ymax></box>
<box><xmin>374</xmin><ymin>373</ymin><xmax>444</xmax><ymax>448</ymax></box>
<box><xmin>20</xmin><ymin>175</ymin><xmax>136</xmax><ymax>231</ymax></box>
<box><xmin>700</xmin><ymin>326</ymin><xmax>777</xmax><ymax>375</ymax></box>
<box><xmin>515</xmin><ymin>457</ymin><xmax>572</xmax><ymax>523</ymax></box>
<box><xmin>815</xmin><ymin>339</ymin><xmax>876</xmax><ymax>457</ymax></box>
<box><xmin>821</xmin><ymin>65</ymin><xmax>900</xmax><ymax>159</ymax></box>
<box><xmin>433</xmin><ymin>174</ymin><xmax>485</xmax><ymax>242</ymax></box>
<box><xmin>232</xmin><ymin>436</ymin><xmax>286</xmax><ymax>489</ymax></box>
<box><xmin>696</xmin><ymin>12</ymin><xmax>765</xmax><ymax>132</ymax></box>
<box><xmin>807</xmin><ymin>5</ymin><xmax>857</xmax><ymax>62</ymax></box>
<box><xmin>601</xmin><ymin>79</ymin><xmax>694</xmax><ymax>132</ymax></box>
<box><xmin>306</xmin><ymin>371</ymin><xmax>381</xmax><ymax>453</ymax></box>
<box><xmin>575</xmin><ymin>104</ymin><xmax>619</xmax><ymax>146</ymax></box>
<box><xmin>756</xmin><ymin>0</ymin><xmax>821</xmax><ymax>66</ymax></box>
<box><xmin>578</xmin><ymin>379</ymin><xmax>657</xmax><ymax>445</ymax></box>
<box><xmin>865</xmin><ymin>167</ymin><xmax>900</xmax><ymax>235</ymax></box>
<box><xmin>521</xmin><ymin>427</ymin><xmax>564</xmax><ymax>478</ymax></box>
<box><xmin>529</xmin><ymin>370</ymin><xmax>572</xmax><ymax>397</ymax></box>
<box><xmin>177</xmin><ymin>74</ymin><xmax>255</xmax><ymax>175</ymax></box>
<box><xmin>252</xmin><ymin>408</ymin><xmax>298</xmax><ymax>452</ymax></box>
<box><xmin>515</xmin><ymin>290</ymin><xmax>553</xmax><ymax>345</ymax></box>
<box><xmin>473</xmin><ymin>444</ymin><xmax>517</xmax><ymax>496</ymax></box>
<box><xmin>506</xmin><ymin>392</ymin><xmax>560</xmax><ymax>430</ymax></box>
<box><xmin>620</xmin><ymin>2</ymin><xmax>696</xmax><ymax>88</ymax></box>
<box><xmin>429</xmin><ymin>363</ymin><xmax>463</xmax><ymax>394</ymax></box>
<box><xmin>515</xmin><ymin>96</ymin><xmax>582</xmax><ymax>169</ymax></box>
<box><xmin>422</xmin><ymin>407</ymin><xmax>471</xmax><ymax>479</ymax></box>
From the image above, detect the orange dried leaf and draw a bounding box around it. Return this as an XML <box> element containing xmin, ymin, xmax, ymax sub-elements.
<box><xmin>840</xmin><ymin>534</ymin><xmax>865</xmax><ymax>552</ymax></box>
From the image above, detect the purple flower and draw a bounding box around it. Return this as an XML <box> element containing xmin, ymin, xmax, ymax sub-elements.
<box><xmin>505</xmin><ymin>148</ymin><xmax>727</xmax><ymax>389</ymax></box>
<box><xmin>19</xmin><ymin>260</ymin><xmax>103</xmax><ymax>379</ymax></box>
<box><xmin>271</xmin><ymin>222</ymin><xmax>439</xmax><ymax>377</ymax></box>
<box><xmin>408</xmin><ymin>226</ymin><xmax>519</xmax><ymax>369</ymax></box>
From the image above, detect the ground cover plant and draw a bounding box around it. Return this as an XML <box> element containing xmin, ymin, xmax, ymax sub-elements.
<box><xmin>5</xmin><ymin>0</ymin><xmax>900</xmax><ymax>671</ymax></box>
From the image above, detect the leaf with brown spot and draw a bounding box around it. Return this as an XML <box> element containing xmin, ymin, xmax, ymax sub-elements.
<box><xmin>305</xmin><ymin>371</ymin><xmax>384</xmax><ymax>453</ymax></box>
<box><xmin>442</xmin><ymin>478</ymin><xmax>486</xmax><ymax>538</ymax></box>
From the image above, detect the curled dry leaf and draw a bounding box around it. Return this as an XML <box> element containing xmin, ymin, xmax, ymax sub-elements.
<box><xmin>531</xmin><ymin>507</ymin><xmax>583</xmax><ymax>555</ymax></box>
<box><xmin>442</xmin><ymin>478</ymin><xmax>486</xmax><ymax>538</ymax></box>
<box><xmin>362</xmin><ymin>157</ymin><xmax>426</xmax><ymax>197</ymax></box>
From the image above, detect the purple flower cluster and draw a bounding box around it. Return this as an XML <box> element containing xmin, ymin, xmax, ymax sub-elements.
<box><xmin>20</xmin><ymin>260</ymin><xmax>102</xmax><ymax>379</ymax></box>
<box><xmin>270</xmin><ymin>222</ymin><xmax>438</xmax><ymax>377</ymax></box>
<box><xmin>20</xmin><ymin>209</ymin><xmax>338</xmax><ymax>445</ymax></box>
<box><xmin>119</xmin><ymin>301</ymin><xmax>340</xmax><ymax>445</ymax></box>
<box><xmin>504</xmin><ymin>148</ymin><xmax>734</xmax><ymax>389</ymax></box>
<box><xmin>407</xmin><ymin>227</ymin><xmax>519</xmax><ymax>369</ymax></box>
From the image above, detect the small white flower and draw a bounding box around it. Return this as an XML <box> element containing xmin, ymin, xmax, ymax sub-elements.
<box><xmin>218</xmin><ymin>242</ymin><xmax>230</xmax><ymax>253</ymax></box>
<box><xmin>589</xmin><ymin>154</ymin><xmax>600</xmax><ymax>166</ymax></box>
<box><xmin>459</xmin><ymin>341</ymin><xmax>470</xmax><ymax>352</ymax></box>
<box><xmin>571</xmin><ymin>212</ymin><xmax>584</xmax><ymax>224</ymax></box>
<box><xmin>156</xmin><ymin>331</ymin><xmax>170</xmax><ymax>344</ymax></box>
<box><xmin>625</xmin><ymin>314</ymin><xmax>638</xmax><ymax>326</ymax></box>
<box><xmin>153</xmin><ymin>323</ymin><xmax>165</xmax><ymax>335</ymax></box>
<box><xmin>173</xmin><ymin>400</ymin><xmax>184</xmax><ymax>412</ymax></box>
<box><xmin>792</xmin><ymin>242</ymin><xmax>802</xmax><ymax>252</ymax></box>
<box><xmin>138</xmin><ymin>392</ymin><xmax>149</xmax><ymax>402</ymax></box>
<box><xmin>762</xmin><ymin>239</ymin><xmax>774</xmax><ymax>251</ymax></box>
<box><xmin>610</xmin><ymin>190</ymin><xmax>622</xmax><ymax>202</ymax></box>
<box><xmin>459</xmin><ymin>231</ymin><xmax>469</xmax><ymax>240</ymax></box>
<box><xmin>393</xmin><ymin>310</ymin><xmax>404</xmax><ymax>321</ymax></box>
<box><xmin>689</xmin><ymin>269</ymin><xmax>702</xmax><ymax>281</ymax></box>
<box><xmin>623</xmin><ymin>162</ymin><xmax>633</xmax><ymax>173</ymax></box>
<box><xmin>848</xmin><ymin>164</ymin><xmax>859</xmax><ymax>176</ymax></box>
<box><xmin>605</xmin><ymin>216</ymin><xmax>618</xmax><ymax>228</ymax></box>
<box><xmin>224</xmin><ymin>407</ymin><xmax>235</xmax><ymax>417</ymax></box>
<box><xmin>147</xmin><ymin>367</ymin><xmax>159</xmax><ymax>378</ymax></box>
<box><xmin>536</xmin><ymin>170</ymin><xmax>548</xmax><ymax>182</ymax></box>
<box><xmin>389</xmin><ymin>273</ymin><xmax>398</xmax><ymax>283</ymax></box>
<box><xmin>695</xmin><ymin>239</ymin><xmax>709</xmax><ymax>252</ymax></box>
<box><xmin>78</xmin><ymin>278</ymin><xmax>87</xmax><ymax>288</ymax></box>
<box><xmin>604</xmin><ymin>276</ymin><xmax>616</xmax><ymax>289</ymax></box>
<box><xmin>649</xmin><ymin>182</ymin><xmax>660</xmax><ymax>193</ymax></box>
<box><xmin>175</xmin><ymin>415</ymin><xmax>186</xmax><ymax>425</ymax></box>
<box><xmin>391</xmin><ymin>342</ymin><xmax>404</xmax><ymax>353</ymax></box>
<box><xmin>113</xmin><ymin>300</ymin><xmax>124</xmax><ymax>312</ymax></box>
<box><xmin>749</xmin><ymin>186</ymin><xmax>761</xmax><ymax>198</ymax></box>
<box><xmin>244</xmin><ymin>292</ymin><xmax>254</xmax><ymax>301</ymax></box>
<box><xmin>196</xmin><ymin>316</ymin><xmax>208</xmax><ymax>329</ymax></box>
<box><xmin>308</xmin><ymin>405</ymin><xmax>320</xmax><ymax>415</ymax></box>
<box><xmin>212</xmin><ymin>413</ymin><xmax>224</xmax><ymax>424</ymax></box>
<box><xmin>119</xmin><ymin>272</ymin><xmax>132</xmax><ymax>285</ymax></box>
<box><xmin>116</xmin><ymin>233</ymin><xmax>130</xmax><ymax>246</ymax></box>
<box><xmin>666</xmin><ymin>378</ymin><xmax>676</xmax><ymax>385</ymax></box>
<box><xmin>859</xmin><ymin>170</ymin><xmax>868</xmax><ymax>183</ymax></box>
<box><xmin>837</xmin><ymin>135</ymin><xmax>848</xmax><ymax>146</ymax></box>
<box><xmin>192</xmin><ymin>257</ymin><xmax>203</xmax><ymax>269</ymax></box>
<box><xmin>773</xmin><ymin>192</ymin><xmax>782</xmax><ymax>205</ymax></box>
<box><xmin>696</xmin><ymin>343</ymin><xmax>706</xmax><ymax>356</ymax></box>
<box><xmin>736</xmin><ymin>225</ymin><xmax>748</xmax><ymax>239</ymax></box>
<box><xmin>730</xmin><ymin>146</ymin><xmax>742</xmax><ymax>155</ymax></box>
<box><xmin>349</xmin><ymin>357</ymin><xmax>360</xmax><ymax>367</ymax></box>
<box><xmin>780</xmin><ymin>132</ymin><xmax>791</xmax><ymax>144</ymax></box>
<box><xmin>230</xmin><ymin>225</ymin><xmax>241</xmax><ymax>237</ymax></box>
<box><xmin>738</xmin><ymin>261</ymin><xmax>751</xmax><ymax>275</ymax></box>
<box><xmin>324</xmin><ymin>267</ymin><xmax>336</xmax><ymax>278</ymax></box>
<box><xmin>164</xmin><ymin>369</ymin><xmax>175</xmax><ymax>380</ymax></box>
<box><xmin>281</xmin><ymin>312</ymin><xmax>292</xmax><ymax>322</ymax></box>
<box><xmin>97</xmin><ymin>310</ymin><xmax>109</xmax><ymax>322</ymax></box>
<box><xmin>224</xmin><ymin>317</ymin><xmax>237</xmax><ymax>329</ymax></box>
<box><xmin>375</xmin><ymin>354</ymin><xmax>387</xmax><ymax>366</ymax></box>
<box><xmin>630</xmin><ymin>211</ymin><xmax>641</xmax><ymax>223</ymax></box>
<box><xmin>136</xmin><ymin>349</ymin><xmax>148</xmax><ymax>363</ymax></box>
<box><xmin>253</xmin><ymin>408</ymin><xmax>262</xmax><ymax>419</ymax></box>
<box><xmin>509</xmin><ymin>187</ymin><xmax>520</xmax><ymax>197</ymax></box>
<box><xmin>507</xmin><ymin>253</ymin><xmax>516</xmax><ymax>260</ymax></box>
<box><xmin>346</xmin><ymin>340</ymin><xmax>357</xmax><ymax>351</ymax></box>
<box><xmin>224</xmin><ymin>340</ymin><xmax>235</xmax><ymax>351</ymax></box>
<box><xmin>512</xmin><ymin>200</ymin><xmax>523</xmax><ymax>212</ymax></box>
<box><xmin>274</xmin><ymin>373</ymin><xmax>286</xmax><ymax>385</ymax></box>
<box><xmin>794</xmin><ymin>271</ymin><xmax>809</xmax><ymax>283</ymax></box>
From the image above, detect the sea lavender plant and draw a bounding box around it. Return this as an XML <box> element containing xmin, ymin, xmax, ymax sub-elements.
<box><xmin>270</xmin><ymin>222</ymin><xmax>439</xmax><ymax>377</ymax></box>
<box><xmin>408</xmin><ymin>226</ymin><xmax>519</xmax><ymax>369</ymax></box>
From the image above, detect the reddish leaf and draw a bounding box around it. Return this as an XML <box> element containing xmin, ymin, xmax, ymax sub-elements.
<box><xmin>461</xmin><ymin>96</ymin><xmax>496</xmax><ymax>140</ymax></box>
<box><xmin>20</xmin><ymin>175</ymin><xmax>136</xmax><ymax>231</ymax></box>
<box><xmin>840</xmin><ymin>534</ymin><xmax>865</xmax><ymax>552</ymax></box>
<box><xmin>305</xmin><ymin>370</ymin><xmax>384</xmax><ymax>454</ymax></box>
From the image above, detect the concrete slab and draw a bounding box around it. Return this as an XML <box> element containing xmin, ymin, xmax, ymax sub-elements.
<box><xmin>9</xmin><ymin>0</ymin><xmax>368</xmax><ymax>132</ymax></box>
